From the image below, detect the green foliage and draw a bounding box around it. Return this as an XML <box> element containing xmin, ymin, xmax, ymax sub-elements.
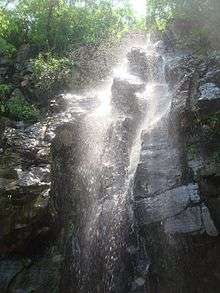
<box><xmin>0</xmin><ymin>0</ymin><xmax>146</xmax><ymax>123</ymax></box>
<box><xmin>0</xmin><ymin>82</ymin><xmax>40</xmax><ymax>123</ymax></box>
<box><xmin>147</xmin><ymin>0</ymin><xmax>220</xmax><ymax>52</ymax></box>
<box><xmin>0</xmin><ymin>8</ymin><xmax>17</xmax><ymax>55</ymax></box>
<box><xmin>0</xmin><ymin>37</ymin><xmax>16</xmax><ymax>56</ymax></box>
<box><xmin>0</xmin><ymin>83</ymin><xmax>11</xmax><ymax>96</ymax></box>
<box><xmin>5</xmin><ymin>95</ymin><xmax>40</xmax><ymax>122</ymax></box>
<box><xmin>0</xmin><ymin>83</ymin><xmax>11</xmax><ymax>117</ymax></box>
<box><xmin>33</xmin><ymin>53</ymin><xmax>74</xmax><ymax>96</ymax></box>
<box><xmin>0</xmin><ymin>0</ymin><xmax>144</xmax><ymax>55</ymax></box>
<box><xmin>0</xmin><ymin>8</ymin><xmax>11</xmax><ymax>37</ymax></box>
<box><xmin>146</xmin><ymin>0</ymin><xmax>174</xmax><ymax>31</ymax></box>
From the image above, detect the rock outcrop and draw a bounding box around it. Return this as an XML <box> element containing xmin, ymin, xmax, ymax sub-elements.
<box><xmin>133</xmin><ymin>52</ymin><xmax>220</xmax><ymax>292</ymax></box>
<box><xmin>0</xmin><ymin>43</ymin><xmax>220</xmax><ymax>293</ymax></box>
<box><xmin>0</xmin><ymin>95</ymin><xmax>73</xmax><ymax>292</ymax></box>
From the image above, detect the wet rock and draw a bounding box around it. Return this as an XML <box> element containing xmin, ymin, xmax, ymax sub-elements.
<box><xmin>130</xmin><ymin>277</ymin><xmax>146</xmax><ymax>292</ymax></box>
<box><xmin>135</xmin><ymin>184</ymin><xmax>200</xmax><ymax>226</ymax></box>
<box><xmin>134</xmin><ymin>122</ymin><xmax>182</xmax><ymax>198</ymax></box>
<box><xmin>199</xmin><ymin>167</ymin><xmax>220</xmax><ymax>231</ymax></box>
<box><xmin>0</xmin><ymin>115</ymin><xmax>60</xmax><ymax>255</ymax></box>
<box><xmin>198</xmin><ymin>83</ymin><xmax>220</xmax><ymax>114</ymax></box>
<box><xmin>165</xmin><ymin>55</ymin><xmax>196</xmax><ymax>86</ymax></box>
<box><xmin>133</xmin><ymin>51</ymin><xmax>220</xmax><ymax>292</ymax></box>
<box><xmin>164</xmin><ymin>206</ymin><xmax>204</xmax><ymax>234</ymax></box>
<box><xmin>127</xmin><ymin>48</ymin><xmax>149</xmax><ymax>81</ymax></box>
<box><xmin>111</xmin><ymin>78</ymin><xmax>146</xmax><ymax>116</ymax></box>
<box><xmin>154</xmin><ymin>40</ymin><xmax>166</xmax><ymax>53</ymax></box>
<box><xmin>202</xmin><ymin>204</ymin><xmax>219</xmax><ymax>236</ymax></box>
<box><xmin>203</xmin><ymin>68</ymin><xmax>220</xmax><ymax>86</ymax></box>
<box><xmin>0</xmin><ymin>182</ymin><xmax>51</xmax><ymax>253</ymax></box>
<box><xmin>51</xmin><ymin>121</ymin><xmax>83</xmax><ymax>227</ymax></box>
<box><xmin>0</xmin><ymin>258</ymin><xmax>24</xmax><ymax>291</ymax></box>
<box><xmin>16</xmin><ymin>166</ymin><xmax>50</xmax><ymax>186</ymax></box>
<box><xmin>0</xmin><ymin>247</ymin><xmax>61</xmax><ymax>293</ymax></box>
<box><xmin>199</xmin><ymin>83</ymin><xmax>220</xmax><ymax>101</ymax></box>
<box><xmin>49</xmin><ymin>94</ymin><xmax>68</xmax><ymax>113</ymax></box>
<box><xmin>127</xmin><ymin>48</ymin><xmax>163</xmax><ymax>81</ymax></box>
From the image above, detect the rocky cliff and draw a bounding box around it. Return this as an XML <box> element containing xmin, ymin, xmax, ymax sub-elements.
<box><xmin>0</xmin><ymin>44</ymin><xmax>219</xmax><ymax>292</ymax></box>
<box><xmin>133</xmin><ymin>52</ymin><xmax>220</xmax><ymax>292</ymax></box>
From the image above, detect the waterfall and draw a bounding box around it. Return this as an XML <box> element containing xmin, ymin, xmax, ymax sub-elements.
<box><xmin>63</xmin><ymin>37</ymin><xmax>170</xmax><ymax>293</ymax></box>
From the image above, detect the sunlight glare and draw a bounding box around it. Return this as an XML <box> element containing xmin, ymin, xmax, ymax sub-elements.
<box><xmin>130</xmin><ymin>0</ymin><xmax>146</xmax><ymax>17</ymax></box>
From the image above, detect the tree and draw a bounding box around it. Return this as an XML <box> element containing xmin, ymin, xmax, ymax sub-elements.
<box><xmin>146</xmin><ymin>0</ymin><xmax>220</xmax><ymax>52</ymax></box>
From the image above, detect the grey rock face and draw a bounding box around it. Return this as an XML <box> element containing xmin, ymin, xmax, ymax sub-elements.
<box><xmin>0</xmin><ymin>44</ymin><xmax>219</xmax><ymax>293</ymax></box>
<box><xmin>133</xmin><ymin>52</ymin><xmax>220</xmax><ymax>292</ymax></box>
<box><xmin>165</xmin><ymin>55</ymin><xmax>196</xmax><ymax>86</ymax></box>
<box><xmin>135</xmin><ymin>184</ymin><xmax>200</xmax><ymax>226</ymax></box>
<box><xmin>203</xmin><ymin>68</ymin><xmax>220</xmax><ymax>86</ymax></box>
<box><xmin>199</xmin><ymin>82</ymin><xmax>220</xmax><ymax>101</ymax></box>
<box><xmin>127</xmin><ymin>48</ymin><xmax>163</xmax><ymax>82</ymax></box>
<box><xmin>164</xmin><ymin>206</ymin><xmax>203</xmax><ymax>234</ymax></box>
<box><xmin>127</xmin><ymin>48</ymin><xmax>149</xmax><ymax>81</ymax></box>
<box><xmin>0</xmin><ymin>94</ymin><xmax>79</xmax><ymax>292</ymax></box>
<box><xmin>0</xmin><ymin>121</ymin><xmax>53</xmax><ymax>254</ymax></box>
<box><xmin>135</xmin><ymin>124</ymin><xmax>181</xmax><ymax>198</ymax></box>
<box><xmin>111</xmin><ymin>78</ymin><xmax>145</xmax><ymax>114</ymax></box>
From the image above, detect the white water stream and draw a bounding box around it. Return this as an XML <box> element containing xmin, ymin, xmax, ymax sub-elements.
<box><xmin>63</xmin><ymin>38</ymin><xmax>172</xmax><ymax>293</ymax></box>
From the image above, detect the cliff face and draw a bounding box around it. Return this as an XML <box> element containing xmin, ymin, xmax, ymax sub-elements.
<box><xmin>0</xmin><ymin>44</ymin><xmax>219</xmax><ymax>293</ymax></box>
<box><xmin>0</xmin><ymin>101</ymin><xmax>67</xmax><ymax>292</ymax></box>
<box><xmin>133</xmin><ymin>53</ymin><xmax>220</xmax><ymax>292</ymax></box>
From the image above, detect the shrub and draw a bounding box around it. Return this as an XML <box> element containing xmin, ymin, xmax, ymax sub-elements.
<box><xmin>5</xmin><ymin>96</ymin><xmax>40</xmax><ymax>122</ymax></box>
<box><xmin>0</xmin><ymin>9</ymin><xmax>18</xmax><ymax>56</ymax></box>
<box><xmin>0</xmin><ymin>83</ymin><xmax>12</xmax><ymax>96</ymax></box>
<box><xmin>32</xmin><ymin>53</ymin><xmax>75</xmax><ymax>97</ymax></box>
<box><xmin>0</xmin><ymin>38</ymin><xmax>16</xmax><ymax>56</ymax></box>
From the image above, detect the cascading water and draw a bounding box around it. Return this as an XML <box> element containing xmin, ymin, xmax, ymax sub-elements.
<box><xmin>63</xmin><ymin>38</ymin><xmax>172</xmax><ymax>293</ymax></box>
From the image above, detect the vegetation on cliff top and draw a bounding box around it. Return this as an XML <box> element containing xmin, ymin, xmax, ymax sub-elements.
<box><xmin>0</xmin><ymin>0</ymin><xmax>144</xmax><ymax>56</ymax></box>
<box><xmin>0</xmin><ymin>0</ymin><xmax>145</xmax><ymax>122</ymax></box>
<box><xmin>0</xmin><ymin>0</ymin><xmax>219</xmax><ymax>122</ymax></box>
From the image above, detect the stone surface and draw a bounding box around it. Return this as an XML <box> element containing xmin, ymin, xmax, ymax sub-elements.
<box><xmin>164</xmin><ymin>206</ymin><xmax>203</xmax><ymax>234</ymax></box>
<box><xmin>0</xmin><ymin>44</ymin><xmax>220</xmax><ymax>293</ymax></box>
<box><xmin>135</xmin><ymin>184</ymin><xmax>201</xmax><ymax>226</ymax></box>
<box><xmin>199</xmin><ymin>82</ymin><xmax>220</xmax><ymax>101</ymax></box>
<box><xmin>133</xmin><ymin>52</ymin><xmax>220</xmax><ymax>292</ymax></box>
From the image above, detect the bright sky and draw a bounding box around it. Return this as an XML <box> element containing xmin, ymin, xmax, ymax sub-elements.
<box><xmin>130</xmin><ymin>0</ymin><xmax>146</xmax><ymax>17</ymax></box>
